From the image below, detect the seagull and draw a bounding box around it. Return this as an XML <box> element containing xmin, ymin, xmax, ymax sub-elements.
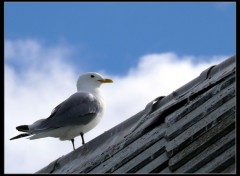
<box><xmin>10</xmin><ymin>72</ymin><xmax>113</xmax><ymax>151</ymax></box>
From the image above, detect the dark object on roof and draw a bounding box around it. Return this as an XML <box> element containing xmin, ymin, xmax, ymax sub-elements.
<box><xmin>37</xmin><ymin>56</ymin><xmax>236</xmax><ymax>174</ymax></box>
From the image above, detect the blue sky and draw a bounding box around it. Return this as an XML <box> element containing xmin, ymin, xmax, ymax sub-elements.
<box><xmin>4</xmin><ymin>2</ymin><xmax>236</xmax><ymax>173</ymax></box>
<box><xmin>5</xmin><ymin>2</ymin><xmax>236</xmax><ymax>74</ymax></box>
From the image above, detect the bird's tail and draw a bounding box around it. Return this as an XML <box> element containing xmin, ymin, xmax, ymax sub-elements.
<box><xmin>10</xmin><ymin>133</ymin><xmax>30</xmax><ymax>140</ymax></box>
<box><xmin>10</xmin><ymin>125</ymin><xmax>30</xmax><ymax>140</ymax></box>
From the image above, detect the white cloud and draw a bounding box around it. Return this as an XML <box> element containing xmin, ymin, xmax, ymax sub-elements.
<box><xmin>4</xmin><ymin>39</ymin><xmax>227</xmax><ymax>173</ymax></box>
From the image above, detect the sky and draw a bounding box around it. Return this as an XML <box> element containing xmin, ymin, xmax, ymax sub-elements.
<box><xmin>4</xmin><ymin>2</ymin><xmax>236</xmax><ymax>173</ymax></box>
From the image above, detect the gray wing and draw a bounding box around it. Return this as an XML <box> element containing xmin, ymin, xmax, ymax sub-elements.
<box><xmin>33</xmin><ymin>92</ymin><xmax>101</xmax><ymax>132</ymax></box>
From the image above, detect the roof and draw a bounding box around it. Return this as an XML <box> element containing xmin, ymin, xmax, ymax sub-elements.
<box><xmin>37</xmin><ymin>56</ymin><xmax>236</xmax><ymax>174</ymax></box>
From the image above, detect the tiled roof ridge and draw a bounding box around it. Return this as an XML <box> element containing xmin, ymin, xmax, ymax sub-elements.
<box><xmin>37</xmin><ymin>55</ymin><xmax>236</xmax><ymax>173</ymax></box>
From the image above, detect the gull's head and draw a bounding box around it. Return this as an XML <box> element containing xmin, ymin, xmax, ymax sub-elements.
<box><xmin>77</xmin><ymin>72</ymin><xmax>113</xmax><ymax>92</ymax></box>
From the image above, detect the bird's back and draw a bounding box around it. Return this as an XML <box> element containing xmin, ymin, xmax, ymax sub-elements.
<box><xmin>29</xmin><ymin>92</ymin><xmax>103</xmax><ymax>140</ymax></box>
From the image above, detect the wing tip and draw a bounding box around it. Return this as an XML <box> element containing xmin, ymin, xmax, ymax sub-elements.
<box><xmin>10</xmin><ymin>133</ymin><xmax>30</xmax><ymax>140</ymax></box>
<box><xmin>16</xmin><ymin>125</ymin><xmax>29</xmax><ymax>132</ymax></box>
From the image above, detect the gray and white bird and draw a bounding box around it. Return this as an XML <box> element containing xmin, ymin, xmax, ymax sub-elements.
<box><xmin>10</xmin><ymin>72</ymin><xmax>113</xmax><ymax>150</ymax></box>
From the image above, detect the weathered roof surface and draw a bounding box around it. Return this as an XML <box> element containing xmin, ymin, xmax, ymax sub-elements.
<box><xmin>37</xmin><ymin>56</ymin><xmax>236</xmax><ymax>174</ymax></box>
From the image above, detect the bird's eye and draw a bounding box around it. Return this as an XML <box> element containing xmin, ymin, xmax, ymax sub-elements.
<box><xmin>90</xmin><ymin>75</ymin><xmax>95</xmax><ymax>78</ymax></box>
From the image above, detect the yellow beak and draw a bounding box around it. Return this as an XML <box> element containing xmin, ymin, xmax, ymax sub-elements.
<box><xmin>98</xmin><ymin>78</ymin><xmax>113</xmax><ymax>83</ymax></box>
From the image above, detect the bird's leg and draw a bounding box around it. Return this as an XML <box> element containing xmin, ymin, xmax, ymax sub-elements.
<box><xmin>80</xmin><ymin>132</ymin><xmax>85</xmax><ymax>145</ymax></box>
<box><xmin>71</xmin><ymin>139</ymin><xmax>75</xmax><ymax>151</ymax></box>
